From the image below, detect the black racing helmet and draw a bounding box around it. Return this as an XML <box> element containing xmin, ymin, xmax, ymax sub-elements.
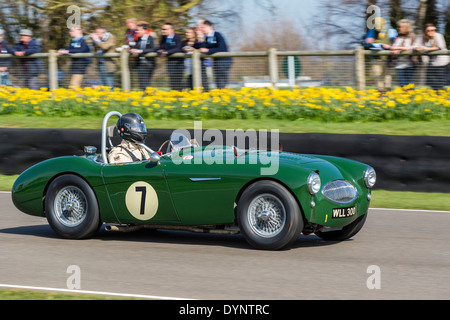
<box><xmin>117</xmin><ymin>113</ymin><xmax>147</xmax><ymax>143</ymax></box>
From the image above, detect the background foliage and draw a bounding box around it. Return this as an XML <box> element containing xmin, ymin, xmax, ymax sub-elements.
<box><xmin>0</xmin><ymin>1</ymin><xmax>448</xmax><ymax>51</ymax></box>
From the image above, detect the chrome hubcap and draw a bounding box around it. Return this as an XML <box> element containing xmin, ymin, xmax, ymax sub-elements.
<box><xmin>53</xmin><ymin>186</ymin><xmax>88</xmax><ymax>227</ymax></box>
<box><xmin>248</xmin><ymin>193</ymin><xmax>286</xmax><ymax>238</ymax></box>
<box><xmin>257</xmin><ymin>210</ymin><xmax>270</xmax><ymax>221</ymax></box>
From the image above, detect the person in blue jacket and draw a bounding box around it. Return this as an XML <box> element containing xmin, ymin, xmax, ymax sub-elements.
<box><xmin>157</xmin><ymin>23</ymin><xmax>184</xmax><ymax>91</ymax></box>
<box><xmin>130</xmin><ymin>21</ymin><xmax>156</xmax><ymax>92</ymax></box>
<box><xmin>58</xmin><ymin>27</ymin><xmax>90</xmax><ymax>88</ymax></box>
<box><xmin>11</xmin><ymin>29</ymin><xmax>42</xmax><ymax>90</ymax></box>
<box><xmin>194</xmin><ymin>20</ymin><xmax>233</xmax><ymax>90</ymax></box>
<box><xmin>0</xmin><ymin>29</ymin><xmax>11</xmax><ymax>86</ymax></box>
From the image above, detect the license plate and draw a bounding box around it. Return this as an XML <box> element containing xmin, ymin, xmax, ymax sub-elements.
<box><xmin>332</xmin><ymin>206</ymin><xmax>356</xmax><ymax>219</ymax></box>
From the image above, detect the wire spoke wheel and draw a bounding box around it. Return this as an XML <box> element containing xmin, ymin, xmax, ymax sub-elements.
<box><xmin>237</xmin><ymin>181</ymin><xmax>303</xmax><ymax>250</ymax></box>
<box><xmin>247</xmin><ymin>193</ymin><xmax>286</xmax><ymax>238</ymax></box>
<box><xmin>53</xmin><ymin>186</ymin><xmax>88</xmax><ymax>227</ymax></box>
<box><xmin>45</xmin><ymin>175</ymin><xmax>100</xmax><ymax>239</ymax></box>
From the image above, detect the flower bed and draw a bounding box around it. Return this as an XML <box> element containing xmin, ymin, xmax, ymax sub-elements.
<box><xmin>0</xmin><ymin>85</ymin><xmax>448</xmax><ymax>122</ymax></box>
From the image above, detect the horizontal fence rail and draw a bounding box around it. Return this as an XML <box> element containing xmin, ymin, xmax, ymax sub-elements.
<box><xmin>0</xmin><ymin>48</ymin><xmax>448</xmax><ymax>91</ymax></box>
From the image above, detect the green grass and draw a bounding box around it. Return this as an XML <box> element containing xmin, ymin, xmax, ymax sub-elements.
<box><xmin>2</xmin><ymin>114</ymin><xmax>450</xmax><ymax>136</ymax></box>
<box><xmin>0</xmin><ymin>175</ymin><xmax>17</xmax><ymax>191</ymax></box>
<box><xmin>0</xmin><ymin>289</ymin><xmax>140</xmax><ymax>300</ymax></box>
<box><xmin>370</xmin><ymin>190</ymin><xmax>450</xmax><ymax>211</ymax></box>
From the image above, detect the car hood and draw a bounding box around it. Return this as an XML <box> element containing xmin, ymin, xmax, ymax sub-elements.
<box><xmin>172</xmin><ymin>146</ymin><xmax>365</xmax><ymax>180</ymax></box>
<box><xmin>245</xmin><ymin>150</ymin><xmax>333</xmax><ymax>166</ymax></box>
<box><xmin>185</xmin><ymin>147</ymin><xmax>339</xmax><ymax>167</ymax></box>
<box><xmin>276</xmin><ymin>151</ymin><xmax>326</xmax><ymax>165</ymax></box>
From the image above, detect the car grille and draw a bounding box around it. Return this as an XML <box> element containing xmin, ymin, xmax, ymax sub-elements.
<box><xmin>322</xmin><ymin>180</ymin><xmax>357</xmax><ymax>204</ymax></box>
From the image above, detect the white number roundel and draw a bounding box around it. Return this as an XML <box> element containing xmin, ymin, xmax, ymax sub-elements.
<box><xmin>125</xmin><ymin>182</ymin><xmax>159</xmax><ymax>220</ymax></box>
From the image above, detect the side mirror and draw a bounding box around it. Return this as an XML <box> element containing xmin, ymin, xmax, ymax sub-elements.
<box><xmin>84</xmin><ymin>146</ymin><xmax>97</xmax><ymax>156</ymax></box>
<box><xmin>150</xmin><ymin>152</ymin><xmax>161</xmax><ymax>164</ymax></box>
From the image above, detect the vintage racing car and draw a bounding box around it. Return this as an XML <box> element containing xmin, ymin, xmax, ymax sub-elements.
<box><xmin>12</xmin><ymin>111</ymin><xmax>376</xmax><ymax>250</ymax></box>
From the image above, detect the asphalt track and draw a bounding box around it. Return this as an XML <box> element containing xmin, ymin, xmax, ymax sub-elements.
<box><xmin>1</xmin><ymin>192</ymin><xmax>449</xmax><ymax>300</ymax></box>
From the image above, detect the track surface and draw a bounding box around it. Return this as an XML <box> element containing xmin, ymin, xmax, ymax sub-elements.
<box><xmin>1</xmin><ymin>192</ymin><xmax>449</xmax><ymax>300</ymax></box>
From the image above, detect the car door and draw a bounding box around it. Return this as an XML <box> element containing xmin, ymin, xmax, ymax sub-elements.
<box><xmin>102</xmin><ymin>160</ymin><xmax>179</xmax><ymax>224</ymax></box>
<box><xmin>163</xmin><ymin>148</ymin><xmax>248</xmax><ymax>225</ymax></box>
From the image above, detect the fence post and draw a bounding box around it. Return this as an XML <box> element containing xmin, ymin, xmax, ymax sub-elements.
<box><xmin>268</xmin><ymin>48</ymin><xmax>278</xmax><ymax>89</ymax></box>
<box><xmin>192</xmin><ymin>50</ymin><xmax>202</xmax><ymax>92</ymax></box>
<box><xmin>48</xmin><ymin>50</ymin><xmax>58</xmax><ymax>90</ymax></box>
<box><xmin>355</xmin><ymin>46</ymin><xmax>366</xmax><ymax>91</ymax></box>
<box><xmin>120</xmin><ymin>49</ymin><xmax>131</xmax><ymax>91</ymax></box>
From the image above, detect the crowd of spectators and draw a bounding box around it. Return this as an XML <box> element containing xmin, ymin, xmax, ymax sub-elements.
<box><xmin>0</xmin><ymin>18</ymin><xmax>233</xmax><ymax>91</ymax></box>
<box><xmin>364</xmin><ymin>18</ymin><xmax>449</xmax><ymax>92</ymax></box>
<box><xmin>0</xmin><ymin>16</ymin><xmax>448</xmax><ymax>92</ymax></box>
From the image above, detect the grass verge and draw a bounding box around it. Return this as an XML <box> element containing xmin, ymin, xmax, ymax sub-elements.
<box><xmin>2</xmin><ymin>115</ymin><xmax>450</xmax><ymax>136</ymax></box>
<box><xmin>0</xmin><ymin>288</ymin><xmax>139</xmax><ymax>300</ymax></box>
<box><xmin>370</xmin><ymin>190</ymin><xmax>450</xmax><ymax>211</ymax></box>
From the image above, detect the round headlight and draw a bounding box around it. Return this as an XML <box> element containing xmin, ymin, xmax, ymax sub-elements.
<box><xmin>307</xmin><ymin>172</ymin><xmax>321</xmax><ymax>195</ymax></box>
<box><xmin>364</xmin><ymin>167</ymin><xmax>376</xmax><ymax>188</ymax></box>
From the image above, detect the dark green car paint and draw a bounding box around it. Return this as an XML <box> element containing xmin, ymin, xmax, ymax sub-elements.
<box><xmin>12</xmin><ymin>146</ymin><xmax>373</xmax><ymax>229</ymax></box>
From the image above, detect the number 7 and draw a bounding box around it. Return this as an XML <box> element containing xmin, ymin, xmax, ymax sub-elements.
<box><xmin>135</xmin><ymin>186</ymin><xmax>147</xmax><ymax>215</ymax></box>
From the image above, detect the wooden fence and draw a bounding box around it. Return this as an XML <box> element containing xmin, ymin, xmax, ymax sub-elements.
<box><xmin>0</xmin><ymin>47</ymin><xmax>449</xmax><ymax>91</ymax></box>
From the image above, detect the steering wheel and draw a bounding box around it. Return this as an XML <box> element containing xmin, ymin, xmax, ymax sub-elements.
<box><xmin>158</xmin><ymin>140</ymin><xmax>171</xmax><ymax>154</ymax></box>
<box><xmin>158</xmin><ymin>138</ymin><xmax>200</xmax><ymax>155</ymax></box>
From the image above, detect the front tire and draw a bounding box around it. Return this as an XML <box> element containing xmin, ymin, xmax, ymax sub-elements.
<box><xmin>45</xmin><ymin>174</ymin><xmax>100</xmax><ymax>239</ymax></box>
<box><xmin>315</xmin><ymin>213</ymin><xmax>367</xmax><ymax>241</ymax></box>
<box><xmin>237</xmin><ymin>181</ymin><xmax>303</xmax><ymax>250</ymax></box>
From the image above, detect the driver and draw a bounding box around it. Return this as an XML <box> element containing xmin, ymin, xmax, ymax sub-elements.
<box><xmin>108</xmin><ymin>113</ymin><xmax>151</xmax><ymax>163</ymax></box>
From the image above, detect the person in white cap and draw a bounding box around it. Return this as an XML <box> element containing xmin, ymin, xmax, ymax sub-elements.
<box><xmin>11</xmin><ymin>29</ymin><xmax>42</xmax><ymax>90</ymax></box>
<box><xmin>0</xmin><ymin>29</ymin><xmax>11</xmax><ymax>86</ymax></box>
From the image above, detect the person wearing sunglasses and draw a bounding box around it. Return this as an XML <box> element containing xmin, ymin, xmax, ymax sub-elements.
<box><xmin>157</xmin><ymin>23</ymin><xmax>184</xmax><ymax>91</ymax></box>
<box><xmin>383</xmin><ymin>19</ymin><xmax>417</xmax><ymax>88</ymax></box>
<box><xmin>414</xmin><ymin>24</ymin><xmax>449</xmax><ymax>91</ymax></box>
<box><xmin>129</xmin><ymin>21</ymin><xmax>157</xmax><ymax>92</ymax></box>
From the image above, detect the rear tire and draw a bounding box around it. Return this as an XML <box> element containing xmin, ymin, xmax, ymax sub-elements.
<box><xmin>45</xmin><ymin>174</ymin><xmax>100</xmax><ymax>239</ymax></box>
<box><xmin>237</xmin><ymin>181</ymin><xmax>303</xmax><ymax>250</ymax></box>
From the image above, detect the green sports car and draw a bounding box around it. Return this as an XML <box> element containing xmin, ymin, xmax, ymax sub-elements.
<box><xmin>12</xmin><ymin>111</ymin><xmax>376</xmax><ymax>250</ymax></box>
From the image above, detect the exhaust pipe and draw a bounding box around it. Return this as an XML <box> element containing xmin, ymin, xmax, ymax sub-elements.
<box><xmin>105</xmin><ymin>225</ymin><xmax>145</xmax><ymax>232</ymax></box>
<box><xmin>105</xmin><ymin>224</ymin><xmax>240</xmax><ymax>235</ymax></box>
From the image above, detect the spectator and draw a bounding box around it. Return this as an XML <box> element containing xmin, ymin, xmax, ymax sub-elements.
<box><xmin>414</xmin><ymin>23</ymin><xmax>450</xmax><ymax>91</ymax></box>
<box><xmin>194</xmin><ymin>26</ymin><xmax>210</xmax><ymax>91</ymax></box>
<box><xmin>363</xmin><ymin>17</ymin><xmax>396</xmax><ymax>93</ymax></box>
<box><xmin>0</xmin><ymin>29</ymin><xmax>11</xmax><ymax>86</ymax></box>
<box><xmin>194</xmin><ymin>20</ymin><xmax>233</xmax><ymax>90</ymax></box>
<box><xmin>129</xmin><ymin>21</ymin><xmax>156</xmax><ymax>91</ymax></box>
<box><xmin>384</xmin><ymin>19</ymin><xmax>417</xmax><ymax>87</ymax></box>
<box><xmin>157</xmin><ymin>23</ymin><xmax>184</xmax><ymax>91</ymax></box>
<box><xmin>125</xmin><ymin>18</ymin><xmax>157</xmax><ymax>44</ymax></box>
<box><xmin>91</xmin><ymin>27</ymin><xmax>117</xmax><ymax>88</ymax></box>
<box><xmin>182</xmin><ymin>27</ymin><xmax>197</xmax><ymax>90</ymax></box>
<box><xmin>58</xmin><ymin>27</ymin><xmax>90</xmax><ymax>89</ymax></box>
<box><xmin>125</xmin><ymin>18</ymin><xmax>139</xmax><ymax>47</ymax></box>
<box><xmin>11</xmin><ymin>29</ymin><xmax>42</xmax><ymax>90</ymax></box>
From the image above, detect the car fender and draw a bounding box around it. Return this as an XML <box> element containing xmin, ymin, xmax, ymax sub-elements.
<box><xmin>12</xmin><ymin>156</ymin><xmax>116</xmax><ymax>222</ymax></box>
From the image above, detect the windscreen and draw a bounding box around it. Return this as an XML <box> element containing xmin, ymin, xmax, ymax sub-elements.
<box><xmin>170</xmin><ymin>132</ymin><xmax>192</xmax><ymax>151</ymax></box>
